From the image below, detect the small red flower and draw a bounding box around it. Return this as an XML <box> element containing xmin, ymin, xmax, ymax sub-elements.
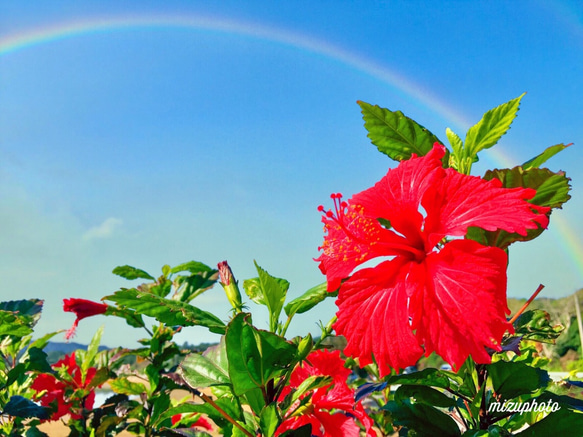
<box><xmin>63</xmin><ymin>298</ymin><xmax>108</xmax><ymax>340</ymax></box>
<box><xmin>31</xmin><ymin>352</ymin><xmax>99</xmax><ymax>421</ymax></box>
<box><xmin>316</xmin><ymin>144</ymin><xmax>550</xmax><ymax>375</ymax></box>
<box><xmin>276</xmin><ymin>349</ymin><xmax>376</xmax><ymax>437</ymax></box>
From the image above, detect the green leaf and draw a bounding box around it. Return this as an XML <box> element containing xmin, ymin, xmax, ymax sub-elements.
<box><xmin>244</xmin><ymin>262</ymin><xmax>289</xmax><ymax>332</ymax></box>
<box><xmin>150</xmin><ymin>392</ymin><xmax>171</xmax><ymax>427</ymax></box>
<box><xmin>225</xmin><ymin>313</ymin><xmax>297</xmax><ymax>397</ymax></box>
<box><xmin>259</xmin><ymin>403</ymin><xmax>279</xmax><ymax>437</ymax></box>
<box><xmin>25</xmin><ymin>426</ymin><xmax>50</xmax><ymax>437</ymax></box>
<box><xmin>467</xmin><ymin>167</ymin><xmax>571</xmax><ymax>248</ymax></box>
<box><xmin>290</xmin><ymin>375</ymin><xmax>332</xmax><ymax>405</ymax></box>
<box><xmin>488</xmin><ymin>361</ymin><xmax>550</xmax><ymax>399</ymax></box>
<box><xmin>104</xmin><ymin>288</ymin><xmax>226</xmax><ymax>334</ymax></box>
<box><xmin>446</xmin><ymin>127</ymin><xmax>463</xmax><ymax>157</ymax></box>
<box><xmin>106</xmin><ymin>306</ymin><xmax>145</xmax><ymax>328</ymax></box>
<box><xmin>394</xmin><ymin>385</ymin><xmax>457</xmax><ymax>408</ymax></box>
<box><xmin>385</xmin><ymin>368</ymin><xmax>452</xmax><ymax>389</ymax></box>
<box><xmin>0</xmin><ymin>299</ymin><xmax>43</xmax><ymax>329</ymax></box>
<box><xmin>3</xmin><ymin>363</ymin><xmax>27</xmax><ymax>390</ymax></box>
<box><xmin>109</xmin><ymin>377</ymin><xmax>147</xmax><ymax>396</ymax></box>
<box><xmin>514</xmin><ymin>407</ymin><xmax>583</xmax><ymax>436</ymax></box>
<box><xmin>24</xmin><ymin>348</ymin><xmax>52</xmax><ymax>374</ymax></box>
<box><xmin>145</xmin><ymin>364</ymin><xmax>160</xmax><ymax>395</ymax></box>
<box><xmin>138</xmin><ymin>277</ymin><xmax>172</xmax><ymax>298</ymax></box>
<box><xmin>173</xmin><ymin>270</ymin><xmax>218</xmax><ymax>303</ymax></box>
<box><xmin>462</xmin><ymin>425</ymin><xmax>509</xmax><ymax>437</ymax></box>
<box><xmin>112</xmin><ymin>265</ymin><xmax>155</xmax><ymax>281</ymax></box>
<box><xmin>484</xmin><ymin>167</ymin><xmax>571</xmax><ymax>209</ymax></box>
<box><xmin>514</xmin><ymin>310</ymin><xmax>564</xmax><ymax>343</ymax></box>
<box><xmin>0</xmin><ymin>310</ymin><xmax>33</xmax><ymax>337</ymax></box>
<box><xmin>358</xmin><ymin>100</ymin><xmax>443</xmax><ymax>162</ymax></box>
<box><xmin>179</xmin><ymin>351</ymin><xmax>230</xmax><ymax>388</ymax></box>
<box><xmin>81</xmin><ymin>325</ymin><xmax>104</xmax><ymax>373</ymax></box>
<box><xmin>385</xmin><ymin>399</ymin><xmax>461</xmax><ymax>437</ymax></box>
<box><xmin>171</xmin><ymin>261</ymin><xmax>214</xmax><ymax>275</ymax></box>
<box><xmin>523</xmin><ymin>143</ymin><xmax>571</xmax><ymax>170</ymax></box>
<box><xmin>3</xmin><ymin>395</ymin><xmax>50</xmax><ymax>419</ymax></box>
<box><xmin>284</xmin><ymin>283</ymin><xmax>333</xmax><ymax>318</ymax></box>
<box><xmin>27</xmin><ymin>331</ymin><xmax>61</xmax><ymax>351</ymax></box>
<box><xmin>155</xmin><ymin>396</ymin><xmax>243</xmax><ymax>427</ymax></box>
<box><xmin>446</xmin><ymin>127</ymin><xmax>466</xmax><ymax>170</ymax></box>
<box><xmin>464</xmin><ymin>93</ymin><xmax>525</xmax><ymax>157</ymax></box>
<box><xmin>161</xmin><ymin>264</ymin><xmax>171</xmax><ymax>277</ymax></box>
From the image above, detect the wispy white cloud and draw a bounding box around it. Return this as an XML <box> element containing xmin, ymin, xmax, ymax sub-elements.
<box><xmin>82</xmin><ymin>217</ymin><xmax>123</xmax><ymax>241</ymax></box>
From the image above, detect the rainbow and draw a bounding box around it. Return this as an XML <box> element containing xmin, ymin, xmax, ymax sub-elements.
<box><xmin>1</xmin><ymin>13</ymin><xmax>581</xmax><ymax>283</ymax></box>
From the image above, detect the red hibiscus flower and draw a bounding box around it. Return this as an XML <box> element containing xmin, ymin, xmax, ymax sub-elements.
<box><xmin>276</xmin><ymin>349</ymin><xmax>376</xmax><ymax>437</ymax></box>
<box><xmin>63</xmin><ymin>298</ymin><xmax>108</xmax><ymax>340</ymax></box>
<box><xmin>31</xmin><ymin>352</ymin><xmax>99</xmax><ymax>421</ymax></box>
<box><xmin>316</xmin><ymin>144</ymin><xmax>549</xmax><ymax>375</ymax></box>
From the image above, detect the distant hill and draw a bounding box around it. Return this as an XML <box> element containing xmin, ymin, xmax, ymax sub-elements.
<box><xmin>508</xmin><ymin>288</ymin><xmax>583</xmax><ymax>371</ymax></box>
<box><xmin>44</xmin><ymin>342</ymin><xmax>109</xmax><ymax>354</ymax></box>
<box><xmin>43</xmin><ymin>342</ymin><xmax>110</xmax><ymax>363</ymax></box>
<box><xmin>508</xmin><ymin>288</ymin><xmax>583</xmax><ymax>327</ymax></box>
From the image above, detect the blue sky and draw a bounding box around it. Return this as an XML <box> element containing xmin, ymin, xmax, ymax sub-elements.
<box><xmin>1</xmin><ymin>1</ymin><xmax>582</xmax><ymax>348</ymax></box>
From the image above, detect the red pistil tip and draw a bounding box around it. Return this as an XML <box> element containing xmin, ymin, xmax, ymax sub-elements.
<box><xmin>326</xmin><ymin>211</ymin><xmax>334</xmax><ymax>218</ymax></box>
<box><xmin>317</xmin><ymin>205</ymin><xmax>325</xmax><ymax>212</ymax></box>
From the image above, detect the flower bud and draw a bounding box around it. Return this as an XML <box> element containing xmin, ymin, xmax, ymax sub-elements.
<box><xmin>297</xmin><ymin>333</ymin><xmax>313</xmax><ymax>361</ymax></box>
<box><xmin>218</xmin><ymin>261</ymin><xmax>243</xmax><ymax>313</ymax></box>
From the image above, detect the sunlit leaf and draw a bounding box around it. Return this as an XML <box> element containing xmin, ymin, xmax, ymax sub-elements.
<box><xmin>358</xmin><ymin>101</ymin><xmax>443</xmax><ymax>162</ymax></box>
<box><xmin>0</xmin><ymin>310</ymin><xmax>33</xmax><ymax>337</ymax></box>
<box><xmin>488</xmin><ymin>361</ymin><xmax>550</xmax><ymax>399</ymax></box>
<box><xmin>243</xmin><ymin>262</ymin><xmax>289</xmax><ymax>332</ymax></box>
<box><xmin>173</xmin><ymin>270</ymin><xmax>218</xmax><ymax>303</ymax></box>
<box><xmin>225</xmin><ymin>313</ymin><xmax>296</xmax><ymax>396</ymax></box>
<box><xmin>109</xmin><ymin>377</ymin><xmax>147</xmax><ymax>396</ymax></box>
<box><xmin>513</xmin><ymin>310</ymin><xmax>563</xmax><ymax>343</ymax></box>
<box><xmin>104</xmin><ymin>288</ymin><xmax>226</xmax><ymax>334</ymax></box>
<box><xmin>464</xmin><ymin>93</ymin><xmax>525</xmax><ymax>157</ymax></box>
<box><xmin>0</xmin><ymin>299</ymin><xmax>43</xmax><ymax>329</ymax></box>
<box><xmin>112</xmin><ymin>265</ymin><xmax>155</xmax><ymax>281</ymax></box>
<box><xmin>284</xmin><ymin>283</ymin><xmax>333</xmax><ymax>318</ymax></box>
<box><xmin>523</xmin><ymin>143</ymin><xmax>571</xmax><ymax>170</ymax></box>
<box><xmin>467</xmin><ymin>167</ymin><xmax>571</xmax><ymax>248</ymax></box>
<box><xmin>179</xmin><ymin>351</ymin><xmax>230</xmax><ymax>388</ymax></box>
<box><xmin>259</xmin><ymin>403</ymin><xmax>279</xmax><ymax>437</ymax></box>
<box><xmin>514</xmin><ymin>406</ymin><xmax>583</xmax><ymax>436</ymax></box>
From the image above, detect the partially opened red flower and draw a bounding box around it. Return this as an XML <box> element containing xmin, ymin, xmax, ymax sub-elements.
<box><xmin>276</xmin><ymin>349</ymin><xmax>376</xmax><ymax>437</ymax></box>
<box><xmin>316</xmin><ymin>144</ymin><xmax>549</xmax><ymax>376</ymax></box>
<box><xmin>31</xmin><ymin>352</ymin><xmax>99</xmax><ymax>421</ymax></box>
<box><xmin>63</xmin><ymin>298</ymin><xmax>108</xmax><ymax>340</ymax></box>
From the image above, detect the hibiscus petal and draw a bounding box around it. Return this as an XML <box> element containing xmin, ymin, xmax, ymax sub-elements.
<box><xmin>296</xmin><ymin>349</ymin><xmax>351</xmax><ymax>384</ymax></box>
<box><xmin>316</xmin><ymin>411</ymin><xmax>363</xmax><ymax>437</ymax></box>
<box><xmin>334</xmin><ymin>259</ymin><xmax>424</xmax><ymax>376</ymax></box>
<box><xmin>411</xmin><ymin>240</ymin><xmax>512</xmax><ymax>370</ymax></box>
<box><xmin>352</xmin><ymin>143</ymin><xmax>445</xmax><ymax>245</ymax></box>
<box><xmin>423</xmin><ymin>168</ymin><xmax>550</xmax><ymax>247</ymax></box>
<box><xmin>316</xmin><ymin>203</ymin><xmax>411</xmax><ymax>291</ymax></box>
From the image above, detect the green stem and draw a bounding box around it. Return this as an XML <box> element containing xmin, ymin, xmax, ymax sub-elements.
<box><xmin>194</xmin><ymin>389</ymin><xmax>254</xmax><ymax>437</ymax></box>
<box><xmin>477</xmin><ymin>364</ymin><xmax>488</xmax><ymax>429</ymax></box>
<box><xmin>280</xmin><ymin>315</ymin><xmax>293</xmax><ymax>337</ymax></box>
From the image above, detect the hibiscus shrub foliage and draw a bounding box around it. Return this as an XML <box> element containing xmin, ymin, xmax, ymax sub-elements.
<box><xmin>1</xmin><ymin>95</ymin><xmax>582</xmax><ymax>436</ymax></box>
